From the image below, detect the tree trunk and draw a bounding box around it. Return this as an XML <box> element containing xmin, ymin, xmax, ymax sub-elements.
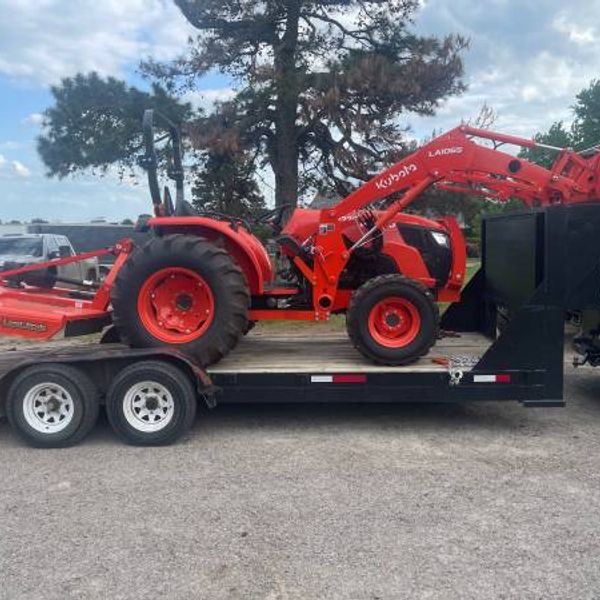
<box><xmin>273</xmin><ymin>1</ymin><xmax>300</xmax><ymax>207</ymax></box>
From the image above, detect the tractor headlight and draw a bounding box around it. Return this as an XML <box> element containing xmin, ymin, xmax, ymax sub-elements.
<box><xmin>431</xmin><ymin>231</ymin><xmax>450</xmax><ymax>247</ymax></box>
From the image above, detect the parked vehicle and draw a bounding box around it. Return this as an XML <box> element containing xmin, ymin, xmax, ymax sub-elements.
<box><xmin>27</xmin><ymin>223</ymin><xmax>149</xmax><ymax>281</ymax></box>
<box><xmin>0</xmin><ymin>234</ymin><xmax>99</xmax><ymax>287</ymax></box>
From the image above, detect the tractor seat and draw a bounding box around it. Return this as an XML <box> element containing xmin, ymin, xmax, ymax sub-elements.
<box><xmin>175</xmin><ymin>201</ymin><xmax>199</xmax><ymax>217</ymax></box>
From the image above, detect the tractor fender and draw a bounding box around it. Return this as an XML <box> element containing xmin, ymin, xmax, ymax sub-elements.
<box><xmin>147</xmin><ymin>217</ymin><xmax>273</xmax><ymax>294</ymax></box>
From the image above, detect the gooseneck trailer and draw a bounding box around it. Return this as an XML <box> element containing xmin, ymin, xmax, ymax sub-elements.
<box><xmin>1</xmin><ymin>202</ymin><xmax>597</xmax><ymax>447</ymax></box>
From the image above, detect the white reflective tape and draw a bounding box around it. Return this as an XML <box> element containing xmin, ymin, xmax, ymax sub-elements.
<box><xmin>473</xmin><ymin>374</ymin><xmax>496</xmax><ymax>383</ymax></box>
<box><xmin>311</xmin><ymin>375</ymin><xmax>333</xmax><ymax>383</ymax></box>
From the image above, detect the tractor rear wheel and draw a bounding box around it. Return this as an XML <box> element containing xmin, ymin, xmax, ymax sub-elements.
<box><xmin>111</xmin><ymin>234</ymin><xmax>249</xmax><ymax>366</ymax></box>
<box><xmin>346</xmin><ymin>274</ymin><xmax>439</xmax><ymax>365</ymax></box>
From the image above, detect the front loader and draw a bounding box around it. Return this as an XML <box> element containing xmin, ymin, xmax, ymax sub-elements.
<box><xmin>1</xmin><ymin>110</ymin><xmax>599</xmax><ymax>367</ymax></box>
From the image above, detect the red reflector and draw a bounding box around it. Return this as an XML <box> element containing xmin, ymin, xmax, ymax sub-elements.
<box><xmin>332</xmin><ymin>374</ymin><xmax>367</xmax><ymax>384</ymax></box>
<box><xmin>496</xmin><ymin>374</ymin><xmax>511</xmax><ymax>383</ymax></box>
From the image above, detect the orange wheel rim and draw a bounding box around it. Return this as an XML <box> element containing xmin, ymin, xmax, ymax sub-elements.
<box><xmin>367</xmin><ymin>297</ymin><xmax>421</xmax><ymax>348</ymax></box>
<box><xmin>137</xmin><ymin>267</ymin><xmax>215</xmax><ymax>344</ymax></box>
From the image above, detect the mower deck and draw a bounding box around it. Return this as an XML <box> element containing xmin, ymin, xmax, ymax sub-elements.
<box><xmin>0</xmin><ymin>287</ymin><xmax>109</xmax><ymax>339</ymax></box>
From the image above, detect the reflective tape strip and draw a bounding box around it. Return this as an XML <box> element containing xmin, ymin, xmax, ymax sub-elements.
<box><xmin>473</xmin><ymin>374</ymin><xmax>511</xmax><ymax>383</ymax></box>
<box><xmin>333</xmin><ymin>375</ymin><xmax>367</xmax><ymax>383</ymax></box>
<box><xmin>473</xmin><ymin>375</ymin><xmax>497</xmax><ymax>383</ymax></box>
<box><xmin>310</xmin><ymin>375</ymin><xmax>367</xmax><ymax>384</ymax></box>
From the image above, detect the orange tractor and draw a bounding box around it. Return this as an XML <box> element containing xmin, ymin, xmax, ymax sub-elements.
<box><xmin>1</xmin><ymin>110</ymin><xmax>599</xmax><ymax>366</ymax></box>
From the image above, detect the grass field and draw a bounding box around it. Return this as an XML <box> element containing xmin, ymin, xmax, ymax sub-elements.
<box><xmin>255</xmin><ymin>260</ymin><xmax>480</xmax><ymax>333</ymax></box>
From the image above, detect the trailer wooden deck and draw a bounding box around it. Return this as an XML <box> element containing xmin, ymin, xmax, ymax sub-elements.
<box><xmin>209</xmin><ymin>331</ymin><xmax>492</xmax><ymax>374</ymax></box>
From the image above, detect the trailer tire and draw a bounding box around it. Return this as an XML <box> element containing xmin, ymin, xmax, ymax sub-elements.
<box><xmin>347</xmin><ymin>274</ymin><xmax>439</xmax><ymax>365</ymax></box>
<box><xmin>105</xmin><ymin>360</ymin><xmax>197</xmax><ymax>446</ymax></box>
<box><xmin>111</xmin><ymin>235</ymin><xmax>249</xmax><ymax>366</ymax></box>
<box><xmin>6</xmin><ymin>364</ymin><xmax>99</xmax><ymax>448</ymax></box>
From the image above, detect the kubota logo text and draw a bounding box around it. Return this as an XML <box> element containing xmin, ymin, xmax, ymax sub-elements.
<box><xmin>428</xmin><ymin>146</ymin><xmax>464</xmax><ymax>158</ymax></box>
<box><xmin>375</xmin><ymin>163</ymin><xmax>418</xmax><ymax>190</ymax></box>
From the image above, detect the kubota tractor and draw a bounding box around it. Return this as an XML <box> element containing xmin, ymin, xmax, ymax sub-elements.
<box><xmin>108</xmin><ymin>110</ymin><xmax>464</xmax><ymax>366</ymax></box>
<box><xmin>1</xmin><ymin>110</ymin><xmax>598</xmax><ymax>366</ymax></box>
<box><xmin>107</xmin><ymin>110</ymin><xmax>600</xmax><ymax>366</ymax></box>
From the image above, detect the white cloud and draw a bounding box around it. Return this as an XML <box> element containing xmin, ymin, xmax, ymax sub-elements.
<box><xmin>22</xmin><ymin>113</ymin><xmax>44</xmax><ymax>126</ymax></box>
<box><xmin>11</xmin><ymin>161</ymin><xmax>31</xmax><ymax>178</ymax></box>
<box><xmin>410</xmin><ymin>0</ymin><xmax>600</xmax><ymax>139</ymax></box>
<box><xmin>0</xmin><ymin>0</ymin><xmax>196</xmax><ymax>86</ymax></box>
<box><xmin>553</xmin><ymin>13</ymin><xmax>596</xmax><ymax>45</ymax></box>
<box><xmin>183</xmin><ymin>88</ymin><xmax>237</xmax><ymax>110</ymax></box>
<box><xmin>0</xmin><ymin>154</ymin><xmax>5</xmax><ymax>168</ymax></box>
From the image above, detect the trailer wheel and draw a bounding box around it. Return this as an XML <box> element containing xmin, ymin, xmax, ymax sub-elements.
<box><xmin>347</xmin><ymin>274</ymin><xmax>439</xmax><ymax>365</ymax></box>
<box><xmin>105</xmin><ymin>360</ymin><xmax>197</xmax><ymax>446</ymax></box>
<box><xmin>111</xmin><ymin>235</ymin><xmax>249</xmax><ymax>366</ymax></box>
<box><xmin>6</xmin><ymin>364</ymin><xmax>99</xmax><ymax>448</ymax></box>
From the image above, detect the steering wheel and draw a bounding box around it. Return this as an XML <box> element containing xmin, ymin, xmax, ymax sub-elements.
<box><xmin>258</xmin><ymin>204</ymin><xmax>293</xmax><ymax>234</ymax></box>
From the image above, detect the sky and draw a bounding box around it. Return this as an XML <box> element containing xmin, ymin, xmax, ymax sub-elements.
<box><xmin>0</xmin><ymin>0</ymin><xmax>598</xmax><ymax>222</ymax></box>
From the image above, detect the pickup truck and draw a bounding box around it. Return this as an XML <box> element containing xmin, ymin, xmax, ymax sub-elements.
<box><xmin>0</xmin><ymin>233</ymin><xmax>99</xmax><ymax>286</ymax></box>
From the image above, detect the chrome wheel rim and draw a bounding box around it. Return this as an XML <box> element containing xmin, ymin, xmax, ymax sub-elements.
<box><xmin>122</xmin><ymin>381</ymin><xmax>175</xmax><ymax>433</ymax></box>
<box><xmin>23</xmin><ymin>383</ymin><xmax>75</xmax><ymax>433</ymax></box>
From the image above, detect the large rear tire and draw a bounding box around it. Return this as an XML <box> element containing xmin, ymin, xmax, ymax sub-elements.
<box><xmin>111</xmin><ymin>235</ymin><xmax>249</xmax><ymax>366</ymax></box>
<box><xmin>346</xmin><ymin>274</ymin><xmax>439</xmax><ymax>365</ymax></box>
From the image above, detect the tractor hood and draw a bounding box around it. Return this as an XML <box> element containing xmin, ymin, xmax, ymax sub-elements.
<box><xmin>282</xmin><ymin>207</ymin><xmax>448</xmax><ymax>243</ymax></box>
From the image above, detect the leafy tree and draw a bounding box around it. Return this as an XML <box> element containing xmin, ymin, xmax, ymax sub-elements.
<box><xmin>518</xmin><ymin>121</ymin><xmax>572</xmax><ymax>168</ymax></box>
<box><xmin>38</xmin><ymin>3</ymin><xmax>467</xmax><ymax>217</ymax></box>
<box><xmin>572</xmin><ymin>79</ymin><xmax>600</xmax><ymax>150</ymax></box>
<box><xmin>38</xmin><ymin>73</ymin><xmax>266</xmax><ymax>218</ymax></box>
<box><xmin>30</xmin><ymin>218</ymin><xmax>49</xmax><ymax>224</ymax></box>
<box><xmin>121</xmin><ymin>218</ymin><xmax>134</xmax><ymax>225</ymax></box>
<box><xmin>144</xmin><ymin>0</ymin><xmax>468</xmax><ymax>205</ymax></box>
<box><xmin>38</xmin><ymin>73</ymin><xmax>192</xmax><ymax>179</ymax></box>
<box><xmin>520</xmin><ymin>80</ymin><xmax>600</xmax><ymax>169</ymax></box>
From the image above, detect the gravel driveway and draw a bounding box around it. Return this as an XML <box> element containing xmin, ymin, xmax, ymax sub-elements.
<box><xmin>1</xmin><ymin>362</ymin><xmax>599</xmax><ymax>599</ymax></box>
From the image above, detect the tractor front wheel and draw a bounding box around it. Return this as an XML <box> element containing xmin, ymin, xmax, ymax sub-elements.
<box><xmin>346</xmin><ymin>274</ymin><xmax>439</xmax><ymax>365</ymax></box>
<box><xmin>111</xmin><ymin>235</ymin><xmax>249</xmax><ymax>366</ymax></box>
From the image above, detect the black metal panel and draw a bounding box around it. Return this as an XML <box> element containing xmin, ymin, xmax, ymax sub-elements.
<box><xmin>561</xmin><ymin>203</ymin><xmax>600</xmax><ymax>309</ymax></box>
<box><xmin>441</xmin><ymin>269</ymin><xmax>488</xmax><ymax>332</ymax></box>
<box><xmin>64</xmin><ymin>315</ymin><xmax>111</xmax><ymax>337</ymax></box>
<box><xmin>484</xmin><ymin>210</ymin><xmax>543</xmax><ymax>310</ymax></box>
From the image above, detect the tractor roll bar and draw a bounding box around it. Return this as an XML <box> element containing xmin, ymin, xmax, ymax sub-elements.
<box><xmin>142</xmin><ymin>109</ymin><xmax>185</xmax><ymax>217</ymax></box>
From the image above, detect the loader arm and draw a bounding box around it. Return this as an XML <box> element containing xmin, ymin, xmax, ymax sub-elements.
<box><xmin>306</xmin><ymin>125</ymin><xmax>600</xmax><ymax>316</ymax></box>
<box><xmin>329</xmin><ymin>125</ymin><xmax>600</xmax><ymax>226</ymax></box>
